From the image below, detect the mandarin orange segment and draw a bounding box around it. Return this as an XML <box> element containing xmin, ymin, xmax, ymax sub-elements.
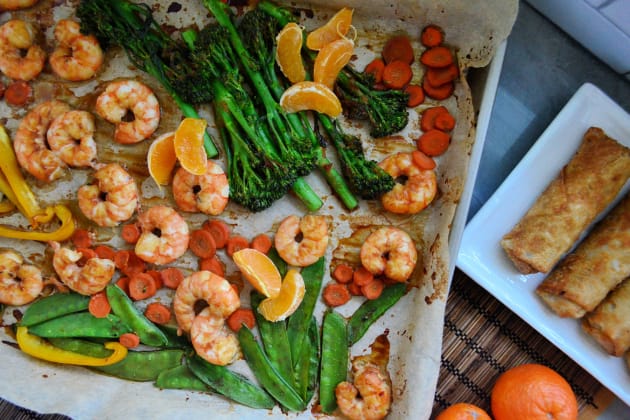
<box><xmin>232</xmin><ymin>248</ymin><xmax>282</xmax><ymax>298</ymax></box>
<box><xmin>306</xmin><ymin>7</ymin><xmax>353</xmax><ymax>51</ymax></box>
<box><xmin>257</xmin><ymin>269</ymin><xmax>305</xmax><ymax>322</ymax></box>
<box><xmin>276</xmin><ymin>22</ymin><xmax>306</xmax><ymax>84</ymax></box>
<box><xmin>147</xmin><ymin>132</ymin><xmax>177</xmax><ymax>186</ymax></box>
<box><xmin>313</xmin><ymin>37</ymin><xmax>354</xmax><ymax>89</ymax></box>
<box><xmin>279</xmin><ymin>81</ymin><xmax>342</xmax><ymax>117</ymax></box>
<box><xmin>173</xmin><ymin>117</ymin><xmax>208</xmax><ymax>176</ymax></box>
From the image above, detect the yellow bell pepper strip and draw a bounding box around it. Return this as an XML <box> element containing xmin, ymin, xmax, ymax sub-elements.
<box><xmin>0</xmin><ymin>204</ymin><xmax>75</xmax><ymax>242</ymax></box>
<box><xmin>0</xmin><ymin>171</ymin><xmax>25</xmax><ymax>215</ymax></box>
<box><xmin>16</xmin><ymin>326</ymin><xmax>128</xmax><ymax>367</ymax></box>
<box><xmin>0</xmin><ymin>198</ymin><xmax>15</xmax><ymax>214</ymax></box>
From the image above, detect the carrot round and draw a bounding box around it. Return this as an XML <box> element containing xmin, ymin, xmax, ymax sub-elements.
<box><xmin>123</xmin><ymin>251</ymin><xmax>147</xmax><ymax>277</ymax></box>
<box><xmin>352</xmin><ymin>266</ymin><xmax>374</xmax><ymax>287</ymax></box>
<box><xmin>119</xmin><ymin>332</ymin><xmax>141</xmax><ymax>349</ymax></box>
<box><xmin>160</xmin><ymin>267</ymin><xmax>185</xmax><ymax>289</ymax></box>
<box><xmin>121</xmin><ymin>223</ymin><xmax>141</xmax><ymax>244</ymax></box>
<box><xmin>422</xmin><ymin>78</ymin><xmax>454</xmax><ymax>100</ymax></box>
<box><xmin>382</xmin><ymin>60</ymin><xmax>413</xmax><ymax>90</ymax></box>
<box><xmin>114</xmin><ymin>250</ymin><xmax>130</xmax><ymax>271</ymax></box>
<box><xmin>71</xmin><ymin>228</ymin><xmax>93</xmax><ymax>248</ymax></box>
<box><xmin>420</xmin><ymin>106</ymin><xmax>449</xmax><ymax>132</ymax></box>
<box><xmin>322</xmin><ymin>282</ymin><xmax>351</xmax><ymax>307</ymax></box>
<box><xmin>332</xmin><ymin>263</ymin><xmax>354</xmax><ymax>284</ymax></box>
<box><xmin>226</xmin><ymin>308</ymin><xmax>256</xmax><ymax>332</ymax></box>
<box><xmin>426</xmin><ymin>64</ymin><xmax>459</xmax><ymax>88</ymax></box>
<box><xmin>146</xmin><ymin>270</ymin><xmax>163</xmax><ymax>289</ymax></box>
<box><xmin>202</xmin><ymin>219</ymin><xmax>231</xmax><ymax>249</ymax></box>
<box><xmin>144</xmin><ymin>302</ymin><xmax>172</xmax><ymax>325</ymax></box>
<box><xmin>434</xmin><ymin>112</ymin><xmax>456</xmax><ymax>131</ymax></box>
<box><xmin>88</xmin><ymin>291</ymin><xmax>111</xmax><ymax>318</ymax></box>
<box><xmin>77</xmin><ymin>247</ymin><xmax>98</xmax><ymax>262</ymax></box>
<box><xmin>199</xmin><ymin>255</ymin><xmax>225</xmax><ymax>277</ymax></box>
<box><xmin>420</xmin><ymin>46</ymin><xmax>454</xmax><ymax>68</ymax></box>
<box><xmin>417</xmin><ymin>129</ymin><xmax>450</xmax><ymax>157</ymax></box>
<box><xmin>189</xmin><ymin>229</ymin><xmax>217</xmax><ymax>259</ymax></box>
<box><xmin>94</xmin><ymin>245</ymin><xmax>116</xmax><ymax>261</ymax></box>
<box><xmin>364</xmin><ymin>58</ymin><xmax>385</xmax><ymax>84</ymax></box>
<box><xmin>412</xmin><ymin>150</ymin><xmax>437</xmax><ymax>170</ymax></box>
<box><xmin>250</xmin><ymin>234</ymin><xmax>272</xmax><ymax>255</ymax></box>
<box><xmin>421</xmin><ymin>25</ymin><xmax>444</xmax><ymax>48</ymax></box>
<box><xmin>226</xmin><ymin>235</ymin><xmax>250</xmax><ymax>258</ymax></box>
<box><xmin>128</xmin><ymin>272</ymin><xmax>157</xmax><ymax>301</ymax></box>
<box><xmin>382</xmin><ymin>35</ymin><xmax>414</xmax><ymax>64</ymax></box>
<box><xmin>361</xmin><ymin>278</ymin><xmax>385</xmax><ymax>300</ymax></box>
<box><xmin>348</xmin><ymin>281</ymin><xmax>363</xmax><ymax>296</ymax></box>
<box><xmin>403</xmin><ymin>84</ymin><xmax>425</xmax><ymax>107</ymax></box>
<box><xmin>116</xmin><ymin>277</ymin><xmax>130</xmax><ymax>295</ymax></box>
<box><xmin>4</xmin><ymin>80</ymin><xmax>32</xmax><ymax>106</ymax></box>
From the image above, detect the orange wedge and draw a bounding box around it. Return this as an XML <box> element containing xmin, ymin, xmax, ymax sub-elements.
<box><xmin>306</xmin><ymin>7</ymin><xmax>353</xmax><ymax>51</ymax></box>
<box><xmin>257</xmin><ymin>269</ymin><xmax>305</xmax><ymax>322</ymax></box>
<box><xmin>173</xmin><ymin>118</ymin><xmax>207</xmax><ymax>176</ymax></box>
<box><xmin>279</xmin><ymin>81</ymin><xmax>342</xmax><ymax>117</ymax></box>
<box><xmin>276</xmin><ymin>22</ymin><xmax>306</xmax><ymax>84</ymax></box>
<box><xmin>314</xmin><ymin>37</ymin><xmax>354</xmax><ymax>89</ymax></box>
<box><xmin>232</xmin><ymin>248</ymin><xmax>282</xmax><ymax>298</ymax></box>
<box><xmin>147</xmin><ymin>132</ymin><xmax>177</xmax><ymax>186</ymax></box>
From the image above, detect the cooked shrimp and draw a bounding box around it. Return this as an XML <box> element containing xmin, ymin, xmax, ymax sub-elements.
<box><xmin>0</xmin><ymin>250</ymin><xmax>44</xmax><ymax>306</ymax></box>
<box><xmin>0</xmin><ymin>19</ymin><xmax>45</xmax><ymax>81</ymax></box>
<box><xmin>47</xmin><ymin>110</ymin><xmax>97</xmax><ymax>168</ymax></box>
<box><xmin>13</xmin><ymin>100</ymin><xmax>71</xmax><ymax>182</ymax></box>
<box><xmin>77</xmin><ymin>163</ymin><xmax>139</xmax><ymax>227</ymax></box>
<box><xmin>0</xmin><ymin>0</ymin><xmax>39</xmax><ymax>11</ymax></box>
<box><xmin>378</xmin><ymin>152</ymin><xmax>437</xmax><ymax>214</ymax></box>
<box><xmin>274</xmin><ymin>215</ymin><xmax>329</xmax><ymax>267</ymax></box>
<box><xmin>49</xmin><ymin>241</ymin><xmax>115</xmax><ymax>296</ymax></box>
<box><xmin>95</xmin><ymin>80</ymin><xmax>160</xmax><ymax>144</ymax></box>
<box><xmin>172</xmin><ymin>270</ymin><xmax>240</xmax><ymax>333</ymax></box>
<box><xmin>360</xmin><ymin>226</ymin><xmax>417</xmax><ymax>282</ymax></box>
<box><xmin>172</xmin><ymin>161</ymin><xmax>229</xmax><ymax>215</ymax></box>
<box><xmin>191</xmin><ymin>306</ymin><xmax>241</xmax><ymax>366</ymax></box>
<box><xmin>135</xmin><ymin>205</ymin><xmax>189</xmax><ymax>265</ymax></box>
<box><xmin>49</xmin><ymin>19</ymin><xmax>103</xmax><ymax>82</ymax></box>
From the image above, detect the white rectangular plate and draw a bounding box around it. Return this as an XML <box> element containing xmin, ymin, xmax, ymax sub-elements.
<box><xmin>457</xmin><ymin>82</ymin><xmax>630</xmax><ymax>406</ymax></box>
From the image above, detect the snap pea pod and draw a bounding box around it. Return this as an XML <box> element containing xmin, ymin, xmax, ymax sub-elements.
<box><xmin>20</xmin><ymin>293</ymin><xmax>90</xmax><ymax>327</ymax></box>
<box><xmin>238</xmin><ymin>325</ymin><xmax>306</xmax><ymax>412</ymax></box>
<box><xmin>286</xmin><ymin>257</ymin><xmax>324</xmax><ymax>364</ymax></box>
<box><xmin>187</xmin><ymin>354</ymin><xmax>275</xmax><ymax>409</ymax></box>
<box><xmin>267</xmin><ymin>247</ymin><xmax>287</xmax><ymax>277</ymax></box>
<box><xmin>293</xmin><ymin>316</ymin><xmax>320</xmax><ymax>403</ymax></box>
<box><xmin>319</xmin><ymin>310</ymin><xmax>348</xmax><ymax>414</ymax></box>
<box><xmin>347</xmin><ymin>283</ymin><xmax>406</xmax><ymax>346</ymax></box>
<box><xmin>250</xmin><ymin>291</ymin><xmax>295</xmax><ymax>389</ymax></box>
<box><xmin>158</xmin><ymin>324</ymin><xmax>193</xmax><ymax>350</ymax></box>
<box><xmin>28</xmin><ymin>312</ymin><xmax>132</xmax><ymax>338</ymax></box>
<box><xmin>106</xmin><ymin>285</ymin><xmax>168</xmax><ymax>347</ymax></box>
<box><xmin>155</xmin><ymin>364</ymin><xmax>210</xmax><ymax>392</ymax></box>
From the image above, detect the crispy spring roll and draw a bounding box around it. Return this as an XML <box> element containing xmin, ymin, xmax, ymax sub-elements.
<box><xmin>535</xmin><ymin>193</ymin><xmax>630</xmax><ymax>317</ymax></box>
<box><xmin>581</xmin><ymin>278</ymin><xmax>630</xmax><ymax>357</ymax></box>
<box><xmin>501</xmin><ymin>127</ymin><xmax>630</xmax><ymax>274</ymax></box>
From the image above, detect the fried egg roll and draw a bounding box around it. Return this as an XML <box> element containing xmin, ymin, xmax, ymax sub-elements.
<box><xmin>536</xmin><ymin>193</ymin><xmax>630</xmax><ymax>317</ymax></box>
<box><xmin>581</xmin><ymin>278</ymin><xmax>630</xmax><ymax>357</ymax></box>
<box><xmin>501</xmin><ymin>127</ymin><xmax>630</xmax><ymax>274</ymax></box>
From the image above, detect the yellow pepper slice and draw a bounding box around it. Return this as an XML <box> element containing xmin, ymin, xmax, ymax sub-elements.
<box><xmin>0</xmin><ymin>204</ymin><xmax>75</xmax><ymax>242</ymax></box>
<box><xmin>0</xmin><ymin>197</ymin><xmax>15</xmax><ymax>214</ymax></box>
<box><xmin>16</xmin><ymin>326</ymin><xmax>128</xmax><ymax>367</ymax></box>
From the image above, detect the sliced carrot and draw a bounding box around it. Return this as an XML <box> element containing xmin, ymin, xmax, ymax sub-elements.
<box><xmin>332</xmin><ymin>263</ymin><xmax>354</xmax><ymax>284</ymax></box>
<box><xmin>412</xmin><ymin>150</ymin><xmax>437</xmax><ymax>170</ymax></box>
<box><xmin>226</xmin><ymin>235</ymin><xmax>250</xmax><ymax>258</ymax></box>
<box><xmin>421</xmin><ymin>25</ymin><xmax>444</xmax><ymax>48</ymax></box>
<box><xmin>403</xmin><ymin>84</ymin><xmax>425</xmax><ymax>107</ymax></box>
<box><xmin>202</xmin><ymin>219</ymin><xmax>231</xmax><ymax>249</ymax></box>
<box><xmin>417</xmin><ymin>129</ymin><xmax>450</xmax><ymax>157</ymax></box>
<box><xmin>322</xmin><ymin>282</ymin><xmax>351</xmax><ymax>307</ymax></box>
<box><xmin>420</xmin><ymin>46</ymin><xmax>454</xmax><ymax>68</ymax></box>
<box><xmin>199</xmin><ymin>255</ymin><xmax>225</xmax><ymax>277</ymax></box>
<box><xmin>189</xmin><ymin>229</ymin><xmax>217</xmax><ymax>259</ymax></box>
<box><xmin>121</xmin><ymin>223</ymin><xmax>141</xmax><ymax>244</ymax></box>
<box><xmin>422</xmin><ymin>78</ymin><xmax>454</xmax><ymax>100</ymax></box>
<box><xmin>382</xmin><ymin>35</ymin><xmax>414</xmax><ymax>64</ymax></box>
<box><xmin>144</xmin><ymin>302</ymin><xmax>172</xmax><ymax>325</ymax></box>
<box><xmin>88</xmin><ymin>291</ymin><xmax>111</xmax><ymax>318</ymax></box>
<box><xmin>373</xmin><ymin>82</ymin><xmax>388</xmax><ymax>91</ymax></box>
<box><xmin>114</xmin><ymin>250</ymin><xmax>130</xmax><ymax>271</ymax></box>
<box><xmin>77</xmin><ymin>247</ymin><xmax>98</xmax><ymax>261</ymax></box>
<box><xmin>361</xmin><ymin>278</ymin><xmax>385</xmax><ymax>300</ymax></box>
<box><xmin>420</xmin><ymin>106</ymin><xmax>448</xmax><ymax>132</ymax></box>
<box><xmin>119</xmin><ymin>332</ymin><xmax>140</xmax><ymax>349</ymax></box>
<box><xmin>116</xmin><ymin>276</ymin><xmax>130</xmax><ymax>295</ymax></box>
<box><xmin>122</xmin><ymin>251</ymin><xmax>147</xmax><ymax>277</ymax></box>
<box><xmin>352</xmin><ymin>266</ymin><xmax>374</xmax><ymax>287</ymax></box>
<box><xmin>364</xmin><ymin>58</ymin><xmax>385</xmax><ymax>84</ymax></box>
<box><xmin>348</xmin><ymin>281</ymin><xmax>363</xmax><ymax>296</ymax></box>
<box><xmin>146</xmin><ymin>270</ymin><xmax>163</xmax><ymax>289</ymax></box>
<box><xmin>71</xmin><ymin>228</ymin><xmax>93</xmax><ymax>248</ymax></box>
<box><xmin>426</xmin><ymin>63</ymin><xmax>459</xmax><ymax>88</ymax></box>
<box><xmin>4</xmin><ymin>80</ymin><xmax>32</xmax><ymax>106</ymax></box>
<box><xmin>435</xmin><ymin>112</ymin><xmax>456</xmax><ymax>131</ymax></box>
<box><xmin>250</xmin><ymin>234</ymin><xmax>272</xmax><ymax>255</ymax></box>
<box><xmin>94</xmin><ymin>245</ymin><xmax>116</xmax><ymax>261</ymax></box>
<box><xmin>226</xmin><ymin>308</ymin><xmax>256</xmax><ymax>333</ymax></box>
<box><xmin>382</xmin><ymin>60</ymin><xmax>413</xmax><ymax>90</ymax></box>
<box><xmin>160</xmin><ymin>267</ymin><xmax>185</xmax><ymax>289</ymax></box>
<box><xmin>128</xmin><ymin>272</ymin><xmax>157</xmax><ymax>301</ymax></box>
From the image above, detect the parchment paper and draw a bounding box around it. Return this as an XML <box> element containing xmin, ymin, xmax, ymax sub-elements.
<box><xmin>0</xmin><ymin>1</ymin><xmax>517</xmax><ymax>418</ymax></box>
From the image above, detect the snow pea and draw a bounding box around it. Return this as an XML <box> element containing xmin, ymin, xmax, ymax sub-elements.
<box><xmin>106</xmin><ymin>285</ymin><xmax>168</xmax><ymax>347</ymax></box>
<box><xmin>346</xmin><ymin>282</ymin><xmax>406</xmax><ymax>346</ymax></box>
<box><xmin>293</xmin><ymin>316</ymin><xmax>319</xmax><ymax>403</ymax></box>
<box><xmin>20</xmin><ymin>293</ymin><xmax>90</xmax><ymax>327</ymax></box>
<box><xmin>28</xmin><ymin>312</ymin><xmax>132</xmax><ymax>338</ymax></box>
<box><xmin>157</xmin><ymin>324</ymin><xmax>193</xmax><ymax>349</ymax></box>
<box><xmin>155</xmin><ymin>364</ymin><xmax>210</xmax><ymax>392</ymax></box>
<box><xmin>319</xmin><ymin>310</ymin><xmax>348</xmax><ymax>414</ymax></box>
